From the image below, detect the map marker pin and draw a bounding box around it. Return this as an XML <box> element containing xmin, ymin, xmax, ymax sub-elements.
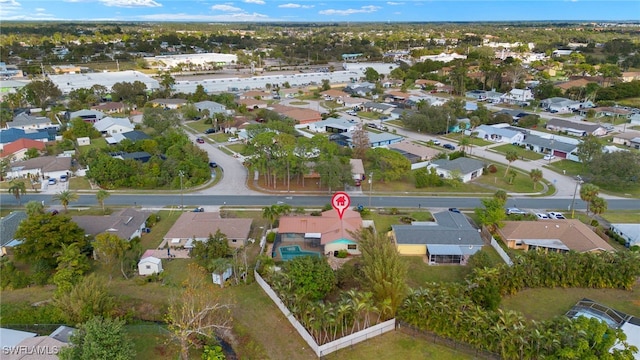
<box><xmin>331</xmin><ymin>191</ymin><xmax>351</xmax><ymax>220</ymax></box>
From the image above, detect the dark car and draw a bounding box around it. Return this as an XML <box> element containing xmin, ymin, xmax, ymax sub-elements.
<box><xmin>209</xmin><ymin>162</ymin><xmax>218</xmax><ymax>168</ymax></box>
<box><xmin>192</xmin><ymin>207</ymin><xmax>204</xmax><ymax>212</ymax></box>
<box><xmin>448</xmin><ymin>208</ymin><xmax>461</xmax><ymax>213</ymax></box>
<box><xmin>204</xmin><ymin>128</ymin><xmax>216</xmax><ymax>134</ymax></box>
<box><xmin>196</xmin><ymin>137</ymin><xmax>205</xmax><ymax>144</ymax></box>
<box><xmin>443</xmin><ymin>144</ymin><xmax>456</xmax><ymax>150</ymax></box>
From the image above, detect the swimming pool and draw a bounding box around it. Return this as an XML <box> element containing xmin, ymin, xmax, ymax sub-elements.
<box><xmin>278</xmin><ymin>245</ymin><xmax>321</xmax><ymax>261</ymax></box>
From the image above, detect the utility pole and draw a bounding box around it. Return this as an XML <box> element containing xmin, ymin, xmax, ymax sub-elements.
<box><xmin>570</xmin><ymin>175</ymin><xmax>582</xmax><ymax>219</ymax></box>
<box><xmin>368</xmin><ymin>172</ymin><xmax>373</xmax><ymax>207</ymax></box>
<box><xmin>178</xmin><ymin>170</ymin><xmax>184</xmax><ymax>210</ymax></box>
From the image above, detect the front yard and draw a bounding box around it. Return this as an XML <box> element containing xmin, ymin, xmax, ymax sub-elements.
<box><xmin>491</xmin><ymin>143</ymin><xmax>545</xmax><ymax>161</ymax></box>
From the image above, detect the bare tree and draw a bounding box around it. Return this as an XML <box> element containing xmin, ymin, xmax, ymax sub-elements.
<box><xmin>351</xmin><ymin>124</ymin><xmax>370</xmax><ymax>160</ymax></box>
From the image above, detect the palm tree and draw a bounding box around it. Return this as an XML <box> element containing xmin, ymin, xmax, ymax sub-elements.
<box><xmin>8</xmin><ymin>180</ymin><xmax>27</xmax><ymax>205</ymax></box>
<box><xmin>52</xmin><ymin>190</ymin><xmax>79</xmax><ymax>212</ymax></box>
<box><xmin>262</xmin><ymin>205</ymin><xmax>277</xmax><ymax>230</ymax></box>
<box><xmin>579</xmin><ymin>183</ymin><xmax>599</xmax><ymax>216</ymax></box>
<box><xmin>25</xmin><ymin>200</ymin><xmax>44</xmax><ymax>216</ymax></box>
<box><xmin>504</xmin><ymin>150</ymin><xmax>518</xmax><ymax>177</ymax></box>
<box><xmin>459</xmin><ymin>137</ymin><xmax>471</xmax><ymax>154</ymax></box>
<box><xmin>529</xmin><ymin>169</ymin><xmax>543</xmax><ymax>190</ymax></box>
<box><xmin>96</xmin><ymin>189</ymin><xmax>110</xmax><ymax>213</ymax></box>
<box><xmin>589</xmin><ymin>196</ymin><xmax>607</xmax><ymax>220</ymax></box>
<box><xmin>508</xmin><ymin>169</ymin><xmax>517</xmax><ymax>184</ymax></box>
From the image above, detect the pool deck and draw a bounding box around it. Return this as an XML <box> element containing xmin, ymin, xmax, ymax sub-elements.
<box><xmin>273</xmin><ymin>241</ymin><xmax>324</xmax><ymax>261</ymax></box>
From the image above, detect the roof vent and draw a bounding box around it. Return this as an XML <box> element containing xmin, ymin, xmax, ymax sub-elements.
<box><xmin>556</xmin><ymin>225</ymin><xmax>560</xmax><ymax>228</ymax></box>
<box><xmin>124</xmin><ymin>216</ymin><xmax>133</xmax><ymax>225</ymax></box>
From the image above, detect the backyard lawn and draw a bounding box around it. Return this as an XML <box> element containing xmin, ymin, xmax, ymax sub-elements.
<box><xmin>443</xmin><ymin>133</ymin><xmax>493</xmax><ymax>147</ymax></box>
<box><xmin>474</xmin><ymin>163</ymin><xmax>551</xmax><ymax>194</ymax></box>
<box><xmin>491</xmin><ymin>143</ymin><xmax>544</xmax><ymax>161</ymax></box>
<box><xmin>78</xmin><ymin>137</ymin><xmax>107</xmax><ymax>155</ymax></box>
<box><xmin>602</xmin><ymin>210</ymin><xmax>640</xmax><ymax>223</ymax></box>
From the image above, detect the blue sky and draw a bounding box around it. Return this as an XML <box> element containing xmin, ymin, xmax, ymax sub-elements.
<box><xmin>0</xmin><ymin>0</ymin><xmax>637</xmax><ymax>22</ymax></box>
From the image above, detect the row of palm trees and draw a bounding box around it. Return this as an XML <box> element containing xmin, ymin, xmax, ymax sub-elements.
<box><xmin>269</xmin><ymin>279</ymin><xmax>389</xmax><ymax>345</ymax></box>
<box><xmin>7</xmin><ymin>180</ymin><xmax>111</xmax><ymax>213</ymax></box>
<box><xmin>399</xmin><ymin>283</ymin><xmax>635</xmax><ymax>359</ymax></box>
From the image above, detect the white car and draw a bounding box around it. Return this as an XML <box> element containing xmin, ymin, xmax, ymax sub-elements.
<box><xmin>535</xmin><ymin>213</ymin><xmax>550</xmax><ymax>220</ymax></box>
<box><xmin>431</xmin><ymin>139</ymin><xmax>441</xmax><ymax>145</ymax></box>
<box><xmin>506</xmin><ymin>208</ymin><xmax>528</xmax><ymax>215</ymax></box>
<box><xmin>543</xmin><ymin>154</ymin><xmax>555</xmax><ymax>161</ymax></box>
<box><xmin>548</xmin><ymin>212</ymin><xmax>566</xmax><ymax>219</ymax></box>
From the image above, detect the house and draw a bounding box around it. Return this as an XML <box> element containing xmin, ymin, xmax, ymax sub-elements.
<box><xmin>72</xmin><ymin>208</ymin><xmax>152</xmax><ymax>241</ymax></box>
<box><xmin>521</xmin><ymin>134</ymin><xmax>579</xmax><ymax>160</ymax></box>
<box><xmin>308</xmin><ymin>118</ymin><xmax>358</xmax><ymax>133</ymax></box>
<box><xmin>6</xmin><ymin>112</ymin><xmax>55</xmax><ymax>131</ymax></box>
<box><xmin>270</xmin><ymin>104</ymin><xmax>322</xmax><ymax>125</ymax></box>
<box><xmin>546</xmin><ymin>118</ymin><xmax>607</xmax><ymax>137</ymax></box>
<box><xmin>0</xmin><ymin>328</ymin><xmax>37</xmax><ymax>350</ymax></box>
<box><xmin>585</xmin><ymin>107</ymin><xmax>632</xmax><ymax>119</ymax></box>
<box><xmin>278</xmin><ymin>209</ymin><xmax>366</xmax><ymax>255</ymax></box>
<box><xmin>497</xmin><ymin>220</ymin><xmax>614</xmax><ymax>253</ymax></box>
<box><xmin>334</xmin><ymin>131</ymin><xmax>403</xmax><ymax>148</ymax></box>
<box><xmin>464</xmin><ymin>89</ymin><xmax>503</xmax><ymax>102</ymax></box>
<box><xmin>1</xmin><ymin>327</ymin><xmax>69</xmax><ymax>359</ymax></box>
<box><xmin>8</xmin><ymin>156</ymin><xmax>71</xmax><ymax>180</ymax></box>
<box><xmin>473</xmin><ymin>124</ymin><xmax>525</xmax><ymax>144</ymax></box>
<box><xmin>388</xmin><ymin>140</ymin><xmax>441</xmax><ymax>162</ymax></box>
<box><xmin>362</xmin><ymin>102</ymin><xmax>395</xmax><ymax>114</ymax></box>
<box><xmin>349</xmin><ymin>158</ymin><xmax>365</xmax><ymax>181</ymax></box>
<box><xmin>390</xmin><ymin>211</ymin><xmax>483</xmax><ymax>264</ymax></box>
<box><xmin>194</xmin><ymin>100</ymin><xmax>229</xmax><ymax>115</ymax></box>
<box><xmin>94</xmin><ymin>116</ymin><xmax>135</xmax><ymax>135</ymax></box>
<box><xmin>344</xmin><ymin>82</ymin><xmax>376</xmax><ymax>97</ymax></box>
<box><xmin>92</xmin><ymin>102</ymin><xmax>127</xmax><ymax>114</ymax></box>
<box><xmin>501</xmin><ymin>88</ymin><xmax>534</xmax><ymax>105</ymax></box>
<box><xmin>621</xmin><ymin>71</ymin><xmax>640</xmax><ymax>82</ymax></box>
<box><xmin>556</xmin><ymin>78</ymin><xmax>594</xmax><ymax>92</ymax></box>
<box><xmin>0</xmin><ymin>128</ymin><xmax>53</xmax><ymax>151</ymax></box>
<box><xmin>611</xmin><ymin>131</ymin><xmax>640</xmax><ymax>150</ymax></box>
<box><xmin>149</xmin><ymin>98</ymin><xmax>188</xmax><ymax>109</ymax></box>
<box><xmin>609</xmin><ymin>224</ymin><xmax>640</xmax><ymax>248</ymax></box>
<box><xmin>240</xmin><ymin>90</ymin><xmax>272</xmax><ymax>100</ymax></box>
<box><xmin>0</xmin><ymin>211</ymin><xmax>27</xmax><ymax>256</ymax></box>
<box><xmin>163</xmin><ymin>212</ymin><xmax>253</xmax><ymax>249</ymax></box>
<box><xmin>631</xmin><ymin>114</ymin><xmax>640</xmax><ymax>126</ymax></box>
<box><xmin>321</xmin><ymin>89</ymin><xmax>350</xmax><ymax>102</ymax></box>
<box><xmin>341</xmin><ymin>97</ymin><xmax>366</xmax><ymax>109</ymax></box>
<box><xmin>0</xmin><ymin>138</ymin><xmax>46</xmax><ymax>161</ymax></box>
<box><xmin>540</xmin><ymin>97</ymin><xmax>583</xmax><ymax>113</ymax></box>
<box><xmin>67</xmin><ymin>109</ymin><xmax>105</xmax><ymax>123</ymax></box>
<box><xmin>236</xmin><ymin>98</ymin><xmax>268</xmax><ymax>110</ymax></box>
<box><xmin>138</xmin><ymin>255</ymin><xmax>163</xmax><ymax>276</ymax></box>
<box><xmin>429</xmin><ymin>157</ymin><xmax>484</xmax><ymax>183</ymax></box>
<box><xmin>415</xmin><ymin>79</ymin><xmax>445</xmax><ymax>90</ymax></box>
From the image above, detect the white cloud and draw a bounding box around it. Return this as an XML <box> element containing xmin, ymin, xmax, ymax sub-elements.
<box><xmin>0</xmin><ymin>0</ymin><xmax>22</xmax><ymax>17</ymax></box>
<box><xmin>137</xmin><ymin>11</ymin><xmax>270</xmax><ymax>21</ymax></box>
<box><xmin>243</xmin><ymin>0</ymin><xmax>265</xmax><ymax>4</ymax></box>
<box><xmin>35</xmin><ymin>7</ymin><xmax>45</xmax><ymax>11</ymax></box>
<box><xmin>387</xmin><ymin>1</ymin><xmax>404</xmax><ymax>5</ymax></box>
<box><xmin>211</xmin><ymin>4</ymin><xmax>242</xmax><ymax>11</ymax></box>
<box><xmin>319</xmin><ymin>5</ymin><xmax>380</xmax><ymax>16</ymax></box>
<box><xmin>278</xmin><ymin>3</ymin><xmax>313</xmax><ymax>8</ymax></box>
<box><xmin>100</xmin><ymin>0</ymin><xmax>162</xmax><ymax>7</ymax></box>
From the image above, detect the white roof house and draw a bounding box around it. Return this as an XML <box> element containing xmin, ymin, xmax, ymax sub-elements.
<box><xmin>48</xmin><ymin>70</ymin><xmax>160</xmax><ymax>94</ymax></box>
<box><xmin>428</xmin><ymin>157</ymin><xmax>485</xmax><ymax>183</ymax></box>
<box><xmin>94</xmin><ymin>116</ymin><xmax>134</xmax><ymax>135</ymax></box>
<box><xmin>308</xmin><ymin>118</ymin><xmax>358</xmax><ymax>133</ymax></box>
<box><xmin>609</xmin><ymin>224</ymin><xmax>640</xmax><ymax>247</ymax></box>
<box><xmin>138</xmin><ymin>256</ymin><xmax>163</xmax><ymax>276</ymax></box>
<box><xmin>473</xmin><ymin>124</ymin><xmax>525</xmax><ymax>144</ymax></box>
<box><xmin>501</xmin><ymin>88</ymin><xmax>534</xmax><ymax>104</ymax></box>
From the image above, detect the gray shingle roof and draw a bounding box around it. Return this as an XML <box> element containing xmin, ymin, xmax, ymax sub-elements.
<box><xmin>392</xmin><ymin>211</ymin><xmax>483</xmax><ymax>246</ymax></box>
<box><xmin>0</xmin><ymin>211</ymin><xmax>28</xmax><ymax>247</ymax></box>
<box><xmin>431</xmin><ymin>157</ymin><xmax>485</xmax><ymax>174</ymax></box>
<box><xmin>523</xmin><ymin>134</ymin><xmax>578</xmax><ymax>153</ymax></box>
<box><xmin>72</xmin><ymin>208</ymin><xmax>151</xmax><ymax>240</ymax></box>
<box><xmin>546</xmin><ymin>118</ymin><xmax>603</xmax><ymax>133</ymax></box>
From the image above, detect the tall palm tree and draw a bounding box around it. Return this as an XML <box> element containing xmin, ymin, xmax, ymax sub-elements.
<box><xmin>459</xmin><ymin>137</ymin><xmax>471</xmax><ymax>154</ymax></box>
<box><xmin>529</xmin><ymin>169</ymin><xmax>543</xmax><ymax>190</ymax></box>
<box><xmin>52</xmin><ymin>190</ymin><xmax>79</xmax><ymax>212</ymax></box>
<box><xmin>504</xmin><ymin>150</ymin><xmax>518</xmax><ymax>177</ymax></box>
<box><xmin>262</xmin><ymin>205</ymin><xmax>277</xmax><ymax>230</ymax></box>
<box><xmin>579</xmin><ymin>183</ymin><xmax>600</xmax><ymax>216</ymax></box>
<box><xmin>96</xmin><ymin>189</ymin><xmax>110</xmax><ymax>213</ymax></box>
<box><xmin>589</xmin><ymin>196</ymin><xmax>607</xmax><ymax>220</ymax></box>
<box><xmin>7</xmin><ymin>180</ymin><xmax>27</xmax><ymax>205</ymax></box>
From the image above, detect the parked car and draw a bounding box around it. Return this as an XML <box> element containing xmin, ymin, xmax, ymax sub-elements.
<box><xmin>60</xmin><ymin>175</ymin><xmax>68</xmax><ymax>182</ymax></box>
<box><xmin>431</xmin><ymin>139</ymin><xmax>441</xmax><ymax>145</ymax></box>
<box><xmin>196</xmin><ymin>137</ymin><xmax>205</xmax><ymax>144</ymax></box>
<box><xmin>204</xmin><ymin>128</ymin><xmax>216</xmax><ymax>134</ymax></box>
<box><xmin>354</xmin><ymin>179</ymin><xmax>361</xmax><ymax>186</ymax></box>
<box><xmin>192</xmin><ymin>207</ymin><xmax>204</xmax><ymax>212</ymax></box>
<box><xmin>548</xmin><ymin>212</ymin><xmax>566</xmax><ymax>219</ymax></box>
<box><xmin>535</xmin><ymin>213</ymin><xmax>550</xmax><ymax>219</ymax></box>
<box><xmin>448</xmin><ymin>208</ymin><xmax>461</xmax><ymax>213</ymax></box>
<box><xmin>506</xmin><ymin>208</ymin><xmax>527</xmax><ymax>215</ymax></box>
<box><xmin>443</xmin><ymin>144</ymin><xmax>456</xmax><ymax>150</ymax></box>
<box><xmin>228</xmin><ymin>137</ymin><xmax>240</xmax><ymax>143</ymax></box>
<box><xmin>209</xmin><ymin>162</ymin><xmax>218</xmax><ymax>168</ymax></box>
<box><xmin>543</xmin><ymin>154</ymin><xmax>555</xmax><ymax>161</ymax></box>
<box><xmin>48</xmin><ymin>178</ymin><xmax>57</xmax><ymax>185</ymax></box>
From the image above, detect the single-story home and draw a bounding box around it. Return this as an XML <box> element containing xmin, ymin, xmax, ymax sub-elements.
<box><xmin>362</xmin><ymin>102</ymin><xmax>395</xmax><ymax>114</ymax></box>
<box><xmin>334</xmin><ymin>131</ymin><xmax>403</xmax><ymax>148</ymax></box>
<box><xmin>584</xmin><ymin>107</ymin><xmax>632</xmax><ymax>119</ymax></box>
<box><xmin>428</xmin><ymin>157</ymin><xmax>484</xmax><ymax>183</ymax></box>
<box><xmin>6</xmin><ymin>112</ymin><xmax>56</xmax><ymax>131</ymax></box>
<box><xmin>73</xmin><ymin>208</ymin><xmax>152</xmax><ymax>241</ymax></box>
<box><xmin>239</xmin><ymin>90</ymin><xmax>272</xmax><ymax>100</ymax></box>
<box><xmin>321</xmin><ymin>89</ymin><xmax>349</xmax><ymax>102</ymax></box>
<box><xmin>149</xmin><ymin>98</ymin><xmax>188</xmax><ymax>109</ymax></box>
<box><xmin>390</xmin><ymin>211</ymin><xmax>484</xmax><ymax>264</ymax></box>
<box><xmin>609</xmin><ymin>224</ymin><xmax>640</xmax><ymax>248</ymax></box>
<box><xmin>194</xmin><ymin>100</ymin><xmax>229</xmax><ymax>115</ymax></box>
<box><xmin>497</xmin><ymin>219</ymin><xmax>614</xmax><ymax>253</ymax></box>
<box><xmin>611</xmin><ymin>131</ymin><xmax>640</xmax><ymax>150</ymax></box>
<box><xmin>163</xmin><ymin>212</ymin><xmax>253</xmax><ymax>249</ymax></box>
<box><xmin>8</xmin><ymin>155</ymin><xmax>71</xmax><ymax>180</ymax></box>
<box><xmin>92</xmin><ymin>102</ymin><xmax>128</xmax><ymax>114</ymax></box>
<box><xmin>546</xmin><ymin>118</ymin><xmax>607</xmax><ymax>137</ymax></box>
<box><xmin>94</xmin><ymin>116</ymin><xmax>135</xmax><ymax>135</ymax></box>
<box><xmin>308</xmin><ymin>118</ymin><xmax>358</xmax><ymax>133</ymax></box>
<box><xmin>138</xmin><ymin>255</ymin><xmax>163</xmax><ymax>276</ymax></box>
<box><xmin>270</xmin><ymin>104</ymin><xmax>322</xmax><ymax>125</ymax></box>
<box><xmin>473</xmin><ymin>124</ymin><xmax>525</xmax><ymax>144</ymax></box>
<box><xmin>67</xmin><ymin>109</ymin><xmax>105</xmax><ymax>123</ymax></box>
<box><xmin>111</xmin><ymin>151</ymin><xmax>152</xmax><ymax>163</ymax></box>
<box><xmin>278</xmin><ymin>209</ymin><xmax>366</xmax><ymax>255</ymax></box>
<box><xmin>236</xmin><ymin>98</ymin><xmax>268</xmax><ymax>110</ymax></box>
<box><xmin>465</xmin><ymin>89</ymin><xmax>503</xmax><ymax>102</ymax></box>
<box><xmin>0</xmin><ymin>211</ymin><xmax>27</xmax><ymax>256</ymax></box>
<box><xmin>388</xmin><ymin>140</ymin><xmax>441</xmax><ymax>162</ymax></box>
<box><xmin>107</xmin><ymin>130</ymin><xmax>150</xmax><ymax>144</ymax></box>
<box><xmin>521</xmin><ymin>134</ymin><xmax>580</xmax><ymax>161</ymax></box>
<box><xmin>0</xmin><ymin>138</ymin><xmax>47</xmax><ymax>161</ymax></box>
<box><xmin>77</xmin><ymin>137</ymin><xmax>91</xmax><ymax>146</ymax></box>
<box><xmin>540</xmin><ymin>97</ymin><xmax>584</xmax><ymax>113</ymax></box>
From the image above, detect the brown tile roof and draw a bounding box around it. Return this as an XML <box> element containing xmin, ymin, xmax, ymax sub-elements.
<box><xmin>271</xmin><ymin>105</ymin><xmax>321</xmax><ymax>124</ymax></box>
<box><xmin>321</xmin><ymin>89</ymin><xmax>349</xmax><ymax>98</ymax></box>
<box><xmin>10</xmin><ymin>156</ymin><xmax>71</xmax><ymax>172</ymax></box>
<box><xmin>92</xmin><ymin>102</ymin><xmax>126</xmax><ymax>111</ymax></box>
<box><xmin>164</xmin><ymin>212</ymin><xmax>252</xmax><ymax>241</ymax></box>
<box><xmin>278</xmin><ymin>209</ymin><xmax>363</xmax><ymax>245</ymax></box>
<box><xmin>386</xmin><ymin>91</ymin><xmax>410</xmax><ymax>99</ymax></box>
<box><xmin>6</xmin><ymin>336</ymin><xmax>68</xmax><ymax>360</ymax></box>
<box><xmin>1</xmin><ymin>138</ymin><xmax>46</xmax><ymax>157</ymax></box>
<box><xmin>498</xmin><ymin>219</ymin><xmax>614</xmax><ymax>252</ymax></box>
<box><xmin>556</xmin><ymin>78</ymin><xmax>592</xmax><ymax>90</ymax></box>
<box><xmin>242</xmin><ymin>90</ymin><xmax>271</xmax><ymax>98</ymax></box>
<box><xmin>612</xmin><ymin>131</ymin><xmax>640</xmax><ymax>141</ymax></box>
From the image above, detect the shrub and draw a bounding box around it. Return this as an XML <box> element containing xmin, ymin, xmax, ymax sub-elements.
<box><xmin>488</xmin><ymin>164</ymin><xmax>498</xmax><ymax>173</ymax></box>
<box><xmin>336</xmin><ymin>250</ymin><xmax>348</xmax><ymax>258</ymax></box>
<box><xmin>266</xmin><ymin>232</ymin><xmax>276</xmax><ymax>244</ymax></box>
<box><xmin>390</xmin><ymin>207</ymin><xmax>400</xmax><ymax>215</ymax></box>
<box><xmin>590</xmin><ymin>219</ymin><xmax>599</xmax><ymax>227</ymax></box>
<box><xmin>310</xmin><ymin>211</ymin><xmax>322</xmax><ymax>216</ymax></box>
<box><xmin>399</xmin><ymin>216</ymin><xmax>415</xmax><ymax>224</ymax></box>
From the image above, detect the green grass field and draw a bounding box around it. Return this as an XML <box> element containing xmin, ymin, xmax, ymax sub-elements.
<box><xmin>492</xmin><ymin>143</ymin><xmax>545</xmax><ymax>161</ymax></box>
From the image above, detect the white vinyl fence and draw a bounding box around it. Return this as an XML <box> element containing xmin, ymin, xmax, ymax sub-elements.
<box><xmin>254</xmin><ymin>270</ymin><xmax>396</xmax><ymax>358</ymax></box>
<box><xmin>490</xmin><ymin>237</ymin><xmax>513</xmax><ymax>266</ymax></box>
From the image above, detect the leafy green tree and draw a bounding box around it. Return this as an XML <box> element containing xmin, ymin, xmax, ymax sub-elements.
<box><xmin>24</xmin><ymin>200</ymin><xmax>44</xmax><ymax>216</ymax></box>
<box><xmin>94</xmin><ymin>233</ymin><xmax>130</xmax><ymax>280</ymax></box>
<box><xmin>504</xmin><ymin>151</ymin><xmax>518</xmax><ymax>177</ymax></box>
<box><xmin>355</xmin><ymin>228</ymin><xmax>407</xmax><ymax>319</ymax></box>
<box><xmin>191</xmin><ymin>230</ymin><xmax>231</xmax><ymax>264</ymax></box>
<box><xmin>53</xmin><ymin>190</ymin><xmax>79</xmax><ymax>212</ymax></box>
<box><xmin>579</xmin><ymin>183</ymin><xmax>600</xmax><ymax>216</ymax></box>
<box><xmin>23</xmin><ymin>79</ymin><xmax>62</xmax><ymax>108</ymax></box>
<box><xmin>24</xmin><ymin>147</ymin><xmax>40</xmax><ymax>159</ymax></box>
<box><xmin>575</xmin><ymin>134</ymin><xmax>603</xmax><ymax>166</ymax></box>
<box><xmin>529</xmin><ymin>168</ymin><xmax>543</xmax><ymax>190</ymax></box>
<box><xmin>111</xmin><ymin>80</ymin><xmax>147</xmax><ymax>105</ymax></box>
<box><xmin>351</xmin><ymin>125</ymin><xmax>370</xmax><ymax>160</ymax></box>
<box><xmin>54</xmin><ymin>274</ymin><xmax>115</xmax><ymax>324</ymax></box>
<box><xmin>364</xmin><ymin>67</ymin><xmax>380</xmax><ymax>82</ymax></box>
<box><xmin>366</xmin><ymin>147</ymin><xmax>411</xmax><ymax>182</ymax></box>
<box><xmin>315</xmin><ymin>155</ymin><xmax>352</xmax><ymax>193</ymax></box>
<box><xmin>14</xmin><ymin>213</ymin><xmax>88</xmax><ymax>269</ymax></box>
<box><xmin>321</xmin><ymin>79</ymin><xmax>331</xmax><ymax>91</ymax></box>
<box><xmin>142</xmin><ymin>107</ymin><xmax>181</xmax><ymax>134</ymax></box>
<box><xmin>474</xmin><ymin>197</ymin><xmax>507</xmax><ymax>231</ymax></box>
<box><xmin>7</xmin><ymin>179</ymin><xmax>26</xmax><ymax>205</ymax></box>
<box><xmin>59</xmin><ymin>316</ymin><xmax>135</xmax><ymax>360</ymax></box>
<box><xmin>96</xmin><ymin>190</ymin><xmax>110</xmax><ymax>213</ymax></box>
<box><xmin>64</xmin><ymin>118</ymin><xmax>101</xmax><ymax>140</ymax></box>
<box><xmin>588</xmin><ymin>151</ymin><xmax>640</xmax><ymax>190</ymax></box>
<box><xmin>180</xmin><ymin>103</ymin><xmax>199</xmax><ymax>120</ymax></box>
<box><xmin>414</xmin><ymin>167</ymin><xmax>444</xmax><ymax>188</ymax></box>
<box><xmin>283</xmin><ymin>256</ymin><xmax>336</xmax><ymax>301</ymax></box>
<box><xmin>52</xmin><ymin>243</ymin><xmax>90</xmax><ymax>296</ymax></box>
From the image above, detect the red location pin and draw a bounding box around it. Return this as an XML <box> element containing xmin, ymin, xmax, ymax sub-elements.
<box><xmin>331</xmin><ymin>192</ymin><xmax>351</xmax><ymax>220</ymax></box>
